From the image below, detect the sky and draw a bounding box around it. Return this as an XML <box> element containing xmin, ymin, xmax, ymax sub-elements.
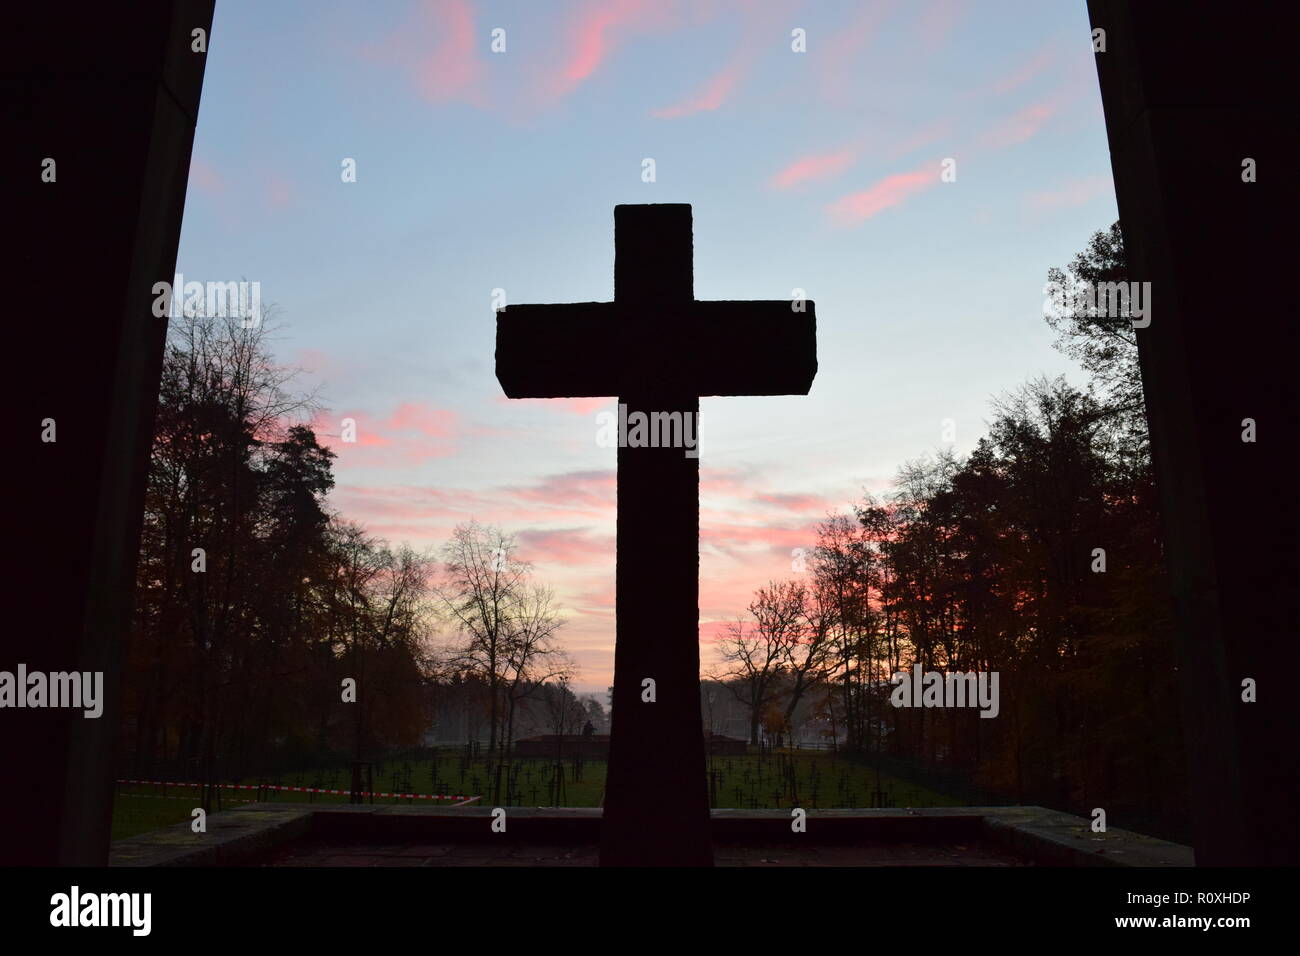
<box><xmin>178</xmin><ymin>0</ymin><xmax>1119</xmax><ymax>694</ymax></box>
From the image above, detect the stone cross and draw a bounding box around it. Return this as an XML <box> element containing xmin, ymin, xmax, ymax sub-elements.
<box><xmin>495</xmin><ymin>204</ymin><xmax>816</xmax><ymax>865</ymax></box>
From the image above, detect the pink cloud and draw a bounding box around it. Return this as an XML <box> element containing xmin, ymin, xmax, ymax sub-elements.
<box><xmin>312</xmin><ymin>402</ymin><xmax>461</xmax><ymax>465</ymax></box>
<box><xmin>819</xmin><ymin>0</ymin><xmax>897</xmax><ymax>102</ymax></box>
<box><xmin>378</xmin><ymin>436</ymin><xmax>873</xmax><ymax>689</ymax></box>
<box><xmin>753</xmin><ymin>492</ymin><xmax>831</xmax><ymax>512</ymax></box>
<box><xmin>981</xmin><ymin>45</ymin><xmax>1056</xmax><ymax>98</ymax></box>
<box><xmin>649</xmin><ymin>0</ymin><xmax>801</xmax><ymax>119</ymax></box>
<box><xmin>1026</xmin><ymin>175</ymin><xmax>1113</xmax><ymax>212</ymax></box>
<box><xmin>325</xmin><ymin>461</ymin><xmax>863</xmax><ymax>688</ymax></box>
<box><xmin>332</xmin><ymin>483</ymin><xmax>483</xmax><ymax>522</ymax></box>
<box><xmin>702</xmin><ymin>518</ymin><xmax>815</xmax><ymax>554</ymax></box>
<box><xmin>266</xmin><ymin>173</ymin><xmax>294</xmax><ymax>209</ymax></box>
<box><xmin>189</xmin><ymin>157</ymin><xmax>225</xmax><ymax>194</ymax></box>
<box><xmin>700</xmin><ymin>467</ymin><xmax>756</xmax><ymax>498</ymax></box>
<box><xmin>382</xmin><ymin>401</ymin><xmax>456</xmax><ymax>438</ymax></box>
<box><xmin>880</xmin><ymin>117</ymin><xmax>953</xmax><ymax>162</ymax></box>
<box><xmin>546</xmin><ymin>0</ymin><xmax>674</xmax><ymax>102</ymax></box>
<box><xmin>768</xmin><ymin>116</ymin><xmax>953</xmax><ymax>193</ymax></box>
<box><xmin>651</xmin><ymin>59</ymin><xmax>744</xmax><ymax>118</ymax></box>
<box><xmin>978</xmin><ymin>96</ymin><xmax>1063</xmax><ymax>150</ymax></box>
<box><xmin>507</xmin><ymin>396</ymin><xmax>614</xmax><ymax>416</ymax></box>
<box><xmin>825</xmin><ymin>163</ymin><xmax>938</xmax><ymax>225</ymax></box>
<box><xmin>507</xmin><ymin>470</ymin><xmax>617</xmax><ymax>511</ymax></box>
<box><xmin>569</xmin><ymin>586</ymin><xmax>615</xmax><ymax>617</ymax></box>
<box><xmin>914</xmin><ymin>0</ymin><xmax>966</xmax><ymax>54</ymax></box>
<box><xmin>516</xmin><ymin>527</ymin><xmax>614</xmax><ymax>566</ymax></box>
<box><xmin>768</xmin><ymin>149</ymin><xmax>857</xmax><ymax>190</ymax></box>
<box><xmin>363</xmin><ymin>0</ymin><xmax>485</xmax><ymax>108</ymax></box>
<box><xmin>335</xmin><ymin>473</ymin><xmax>614</xmax><ymax>532</ymax></box>
<box><xmin>417</xmin><ymin>0</ymin><xmax>481</xmax><ymax>104</ymax></box>
<box><xmin>290</xmin><ymin>347</ymin><xmax>335</xmax><ymax>372</ymax></box>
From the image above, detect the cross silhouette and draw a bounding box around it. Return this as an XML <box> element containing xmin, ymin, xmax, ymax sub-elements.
<box><xmin>495</xmin><ymin>204</ymin><xmax>816</xmax><ymax>865</ymax></box>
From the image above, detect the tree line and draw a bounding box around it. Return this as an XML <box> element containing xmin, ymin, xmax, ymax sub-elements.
<box><xmin>715</xmin><ymin>223</ymin><xmax>1188</xmax><ymax>838</ymax></box>
<box><xmin>119</xmin><ymin>312</ymin><xmax>585</xmax><ymax>782</ymax></box>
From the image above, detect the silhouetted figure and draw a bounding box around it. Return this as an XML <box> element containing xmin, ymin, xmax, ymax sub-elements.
<box><xmin>496</xmin><ymin>204</ymin><xmax>816</xmax><ymax>865</ymax></box>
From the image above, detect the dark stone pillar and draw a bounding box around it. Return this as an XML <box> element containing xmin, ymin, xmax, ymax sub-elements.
<box><xmin>3</xmin><ymin>1</ymin><xmax>214</xmax><ymax>864</ymax></box>
<box><xmin>1087</xmin><ymin>1</ymin><xmax>1299</xmax><ymax>865</ymax></box>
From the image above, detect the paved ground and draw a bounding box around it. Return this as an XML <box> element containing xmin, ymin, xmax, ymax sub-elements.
<box><xmin>252</xmin><ymin>838</ymin><xmax>1032</xmax><ymax>866</ymax></box>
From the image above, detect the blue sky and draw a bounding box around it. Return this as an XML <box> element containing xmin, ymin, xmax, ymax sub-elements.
<box><xmin>178</xmin><ymin>0</ymin><xmax>1118</xmax><ymax>692</ymax></box>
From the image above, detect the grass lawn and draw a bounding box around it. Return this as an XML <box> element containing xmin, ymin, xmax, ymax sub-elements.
<box><xmin>112</xmin><ymin>750</ymin><xmax>965</xmax><ymax>840</ymax></box>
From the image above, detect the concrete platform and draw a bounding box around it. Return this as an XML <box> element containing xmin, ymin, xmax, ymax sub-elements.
<box><xmin>109</xmin><ymin>803</ymin><xmax>1194</xmax><ymax>867</ymax></box>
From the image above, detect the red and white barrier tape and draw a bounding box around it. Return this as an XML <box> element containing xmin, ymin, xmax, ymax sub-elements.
<box><xmin>117</xmin><ymin>779</ymin><xmax>471</xmax><ymax>801</ymax></box>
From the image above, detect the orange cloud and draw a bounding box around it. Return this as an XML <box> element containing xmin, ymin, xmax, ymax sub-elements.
<box><xmin>825</xmin><ymin>163</ymin><xmax>938</xmax><ymax>225</ymax></box>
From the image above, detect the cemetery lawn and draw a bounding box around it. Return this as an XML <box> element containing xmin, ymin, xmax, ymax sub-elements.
<box><xmin>112</xmin><ymin>750</ymin><xmax>964</xmax><ymax>840</ymax></box>
<box><xmin>111</xmin><ymin>792</ymin><xmax>254</xmax><ymax>841</ymax></box>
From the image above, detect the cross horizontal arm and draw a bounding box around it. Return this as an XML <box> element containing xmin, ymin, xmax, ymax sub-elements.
<box><xmin>495</xmin><ymin>302</ymin><xmax>620</xmax><ymax>398</ymax></box>
<box><xmin>495</xmin><ymin>300</ymin><xmax>816</xmax><ymax>398</ymax></box>
<box><xmin>691</xmin><ymin>300</ymin><xmax>816</xmax><ymax>397</ymax></box>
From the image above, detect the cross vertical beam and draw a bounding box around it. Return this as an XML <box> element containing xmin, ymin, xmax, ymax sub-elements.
<box><xmin>603</xmin><ymin>205</ymin><xmax>711</xmax><ymax>865</ymax></box>
<box><xmin>495</xmin><ymin>203</ymin><xmax>816</xmax><ymax>867</ymax></box>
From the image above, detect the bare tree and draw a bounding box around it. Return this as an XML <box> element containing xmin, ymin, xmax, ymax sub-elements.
<box><xmin>782</xmin><ymin>578</ymin><xmax>836</xmax><ymax>746</ymax></box>
<box><xmin>439</xmin><ymin>521</ymin><xmax>528</xmax><ymax>754</ymax></box>
<box><xmin>500</xmin><ymin>583</ymin><xmax>571</xmax><ymax>755</ymax></box>
<box><xmin>715</xmin><ymin>579</ymin><xmax>804</xmax><ymax>746</ymax></box>
<box><xmin>438</xmin><ymin>521</ymin><xmax>567</xmax><ymax>759</ymax></box>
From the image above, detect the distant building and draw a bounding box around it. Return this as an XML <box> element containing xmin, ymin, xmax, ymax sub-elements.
<box><xmin>704</xmin><ymin>732</ymin><xmax>748</xmax><ymax>756</ymax></box>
